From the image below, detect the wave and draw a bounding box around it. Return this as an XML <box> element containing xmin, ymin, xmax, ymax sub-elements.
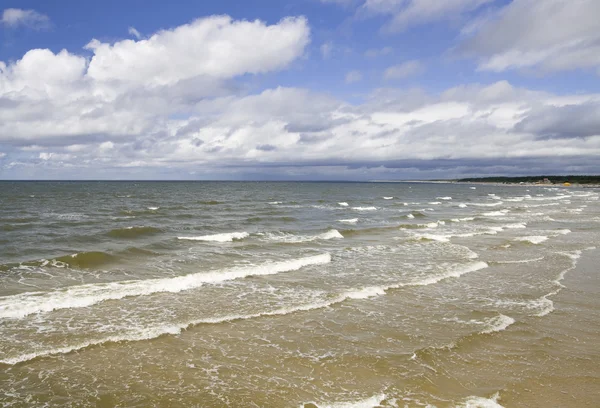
<box><xmin>53</xmin><ymin>251</ymin><xmax>116</xmax><ymax>269</ymax></box>
<box><xmin>260</xmin><ymin>229</ymin><xmax>344</xmax><ymax>243</ymax></box>
<box><xmin>338</xmin><ymin>218</ymin><xmax>358</xmax><ymax>224</ymax></box>
<box><xmin>338</xmin><ymin>202</ymin><xmax>349</xmax><ymax>207</ymax></box>
<box><xmin>515</xmin><ymin>236</ymin><xmax>548</xmax><ymax>244</ymax></box>
<box><xmin>458</xmin><ymin>203</ymin><xmax>468</xmax><ymax>208</ymax></box>
<box><xmin>177</xmin><ymin>232</ymin><xmax>249</xmax><ymax>242</ymax></box>
<box><xmin>107</xmin><ymin>226</ymin><xmax>161</xmax><ymax>239</ymax></box>
<box><xmin>0</xmin><ymin>253</ymin><xmax>332</xmax><ymax>320</ymax></box>
<box><xmin>302</xmin><ymin>393</ymin><xmax>387</xmax><ymax>408</ymax></box>
<box><xmin>383</xmin><ymin>197</ymin><xmax>393</xmax><ymax>200</ymax></box>
<box><xmin>480</xmin><ymin>314</ymin><xmax>515</xmax><ymax>334</ymax></box>
<box><xmin>457</xmin><ymin>393</ymin><xmax>504</xmax><ymax>408</ymax></box>
<box><xmin>437</xmin><ymin>196</ymin><xmax>452</xmax><ymax>200</ymax></box>
<box><xmin>471</xmin><ymin>202</ymin><xmax>503</xmax><ymax>207</ymax></box>
<box><xmin>483</xmin><ymin>210</ymin><xmax>510</xmax><ymax>217</ymax></box>
<box><xmin>352</xmin><ymin>206</ymin><xmax>377</xmax><ymax>211</ymax></box>
<box><xmin>1</xmin><ymin>260</ymin><xmax>489</xmax><ymax>365</ymax></box>
<box><xmin>406</xmin><ymin>214</ymin><xmax>415</xmax><ymax>219</ymax></box>
<box><xmin>428</xmin><ymin>201</ymin><xmax>442</xmax><ymax>205</ymax></box>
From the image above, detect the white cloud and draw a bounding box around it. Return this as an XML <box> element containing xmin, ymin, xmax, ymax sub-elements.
<box><xmin>383</xmin><ymin>60</ymin><xmax>423</xmax><ymax>79</ymax></box>
<box><xmin>0</xmin><ymin>15</ymin><xmax>311</xmax><ymax>146</ymax></box>
<box><xmin>128</xmin><ymin>27</ymin><xmax>142</xmax><ymax>39</ymax></box>
<box><xmin>86</xmin><ymin>16</ymin><xmax>309</xmax><ymax>86</ymax></box>
<box><xmin>345</xmin><ymin>70</ymin><xmax>363</xmax><ymax>83</ymax></box>
<box><xmin>1</xmin><ymin>12</ymin><xmax>599</xmax><ymax>179</ymax></box>
<box><xmin>361</xmin><ymin>0</ymin><xmax>493</xmax><ymax>32</ymax></box>
<box><xmin>1</xmin><ymin>8</ymin><xmax>50</xmax><ymax>29</ymax></box>
<box><xmin>459</xmin><ymin>0</ymin><xmax>600</xmax><ymax>73</ymax></box>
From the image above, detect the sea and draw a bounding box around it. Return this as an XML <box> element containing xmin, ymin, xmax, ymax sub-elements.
<box><xmin>0</xmin><ymin>181</ymin><xmax>599</xmax><ymax>407</ymax></box>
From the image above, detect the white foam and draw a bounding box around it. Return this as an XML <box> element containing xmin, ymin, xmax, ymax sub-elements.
<box><xmin>497</xmin><ymin>256</ymin><xmax>544</xmax><ymax>264</ymax></box>
<box><xmin>303</xmin><ymin>394</ymin><xmax>387</xmax><ymax>408</ymax></box>
<box><xmin>458</xmin><ymin>392</ymin><xmax>504</xmax><ymax>408</ymax></box>
<box><xmin>147</xmin><ymin>206</ymin><xmax>159</xmax><ymax>210</ymax></box>
<box><xmin>515</xmin><ymin>236</ymin><xmax>548</xmax><ymax>244</ymax></box>
<box><xmin>480</xmin><ymin>315</ymin><xmax>515</xmax><ymax>334</ymax></box>
<box><xmin>0</xmin><ymin>253</ymin><xmax>332</xmax><ymax>320</ymax></box>
<box><xmin>263</xmin><ymin>230</ymin><xmax>344</xmax><ymax>243</ymax></box>
<box><xmin>412</xmin><ymin>261</ymin><xmax>488</xmax><ymax>286</ymax></box>
<box><xmin>0</xmin><ymin>262</ymin><xmax>490</xmax><ymax>365</ymax></box>
<box><xmin>383</xmin><ymin>197</ymin><xmax>393</xmax><ymax>200</ymax></box>
<box><xmin>318</xmin><ymin>229</ymin><xmax>344</xmax><ymax>240</ymax></box>
<box><xmin>338</xmin><ymin>202</ymin><xmax>349</xmax><ymax>207</ymax></box>
<box><xmin>417</xmin><ymin>234</ymin><xmax>450</xmax><ymax>242</ymax></box>
<box><xmin>471</xmin><ymin>202</ymin><xmax>503</xmax><ymax>207</ymax></box>
<box><xmin>437</xmin><ymin>196</ymin><xmax>452</xmax><ymax>200</ymax></box>
<box><xmin>429</xmin><ymin>201</ymin><xmax>442</xmax><ymax>205</ymax></box>
<box><xmin>178</xmin><ymin>232</ymin><xmax>249</xmax><ymax>242</ymax></box>
<box><xmin>458</xmin><ymin>203</ymin><xmax>468</xmax><ymax>208</ymax></box>
<box><xmin>470</xmin><ymin>187</ymin><xmax>476</xmax><ymax>189</ymax></box>
<box><xmin>269</xmin><ymin>201</ymin><xmax>282</xmax><ymax>205</ymax></box>
<box><xmin>343</xmin><ymin>287</ymin><xmax>387</xmax><ymax>299</ymax></box>
<box><xmin>503</xmin><ymin>223</ymin><xmax>527</xmax><ymax>229</ymax></box>
<box><xmin>407</xmin><ymin>214</ymin><xmax>415</xmax><ymax>219</ymax></box>
<box><xmin>352</xmin><ymin>206</ymin><xmax>377</xmax><ymax>211</ymax></box>
<box><xmin>483</xmin><ymin>209</ymin><xmax>510</xmax><ymax>217</ymax></box>
<box><xmin>338</xmin><ymin>218</ymin><xmax>358</xmax><ymax>224</ymax></box>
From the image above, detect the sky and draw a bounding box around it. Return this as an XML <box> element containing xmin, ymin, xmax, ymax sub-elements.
<box><xmin>1</xmin><ymin>0</ymin><xmax>600</xmax><ymax>180</ymax></box>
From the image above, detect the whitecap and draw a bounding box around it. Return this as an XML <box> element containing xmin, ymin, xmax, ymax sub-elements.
<box><xmin>515</xmin><ymin>236</ymin><xmax>548</xmax><ymax>244</ymax></box>
<box><xmin>338</xmin><ymin>218</ymin><xmax>358</xmax><ymax>224</ymax></box>
<box><xmin>338</xmin><ymin>202</ymin><xmax>349</xmax><ymax>207</ymax></box>
<box><xmin>480</xmin><ymin>314</ymin><xmax>515</xmax><ymax>334</ymax></box>
<box><xmin>352</xmin><ymin>206</ymin><xmax>377</xmax><ymax>211</ymax></box>
<box><xmin>458</xmin><ymin>392</ymin><xmax>504</xmax><ymax>408</ymax></box>
<box><xmin>178</xmin><ymin>232</ymin><xmax>249</xmax><ymax>242</ymax></box>
<box><xmin>483</xmin><ymin>210</ymin><xmax>510</xmax><ymax>217</ymax></box>
<box><xmin>0</xmin><ymin>253</ymin><xmax>332</xmax><ymax>320</ymax></box>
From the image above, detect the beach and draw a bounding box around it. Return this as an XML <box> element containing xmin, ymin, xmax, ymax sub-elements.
<box><xmin>1</xmin><ymin>181</ymin><xmax>599</xmax><ymax>407</ymax></box>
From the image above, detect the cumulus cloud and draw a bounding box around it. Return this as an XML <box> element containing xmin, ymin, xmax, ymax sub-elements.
<box><xmin>1</xmin><ymin>13</ymin><xmax>600</xmax><ymax>179</ymax></box>
<box><xmin>383</xmin><ymin>60</ymin><xmax>423</xmax><ymax>79</ymax></box>
<box><xmin>1</xmin><ymin>8</ymin><xmax>50</xmax><ymax>29</ymax></box>
<box><xmin>85</xmin><ymin>16</ymin><xmax>309</xmax><ymax>86</ymax></box>
<box><xmin>459</xmin><ymin>0</ymin><xmax>600</xmax><ymax>73</ymax></box>
<box><xmin>0</xmin><ymin>15</ymin><xmax>310</xmax><ymax>146</ymax></box>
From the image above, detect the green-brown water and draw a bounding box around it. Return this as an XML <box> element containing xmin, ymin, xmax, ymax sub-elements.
<box><xmin>1</xmin><ymin>181</ymin><xmax>598</xmax><ymax>407</ymax></box>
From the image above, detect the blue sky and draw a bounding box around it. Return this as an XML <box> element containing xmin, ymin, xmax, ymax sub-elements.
<box><xmin>1</xmin><ymin>0</ymin><xmax>600</xmax><ymax>180</ymax></box>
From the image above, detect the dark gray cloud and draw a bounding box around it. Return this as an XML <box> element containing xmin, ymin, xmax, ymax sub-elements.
<box><xmin>515</xmin><ymin>102</ymin><xmax>600</xmax><ymax>139</ymax></box>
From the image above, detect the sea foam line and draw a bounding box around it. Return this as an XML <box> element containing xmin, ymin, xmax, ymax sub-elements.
<box><xmin>0</xmin><ymin>254</ymin><xmax>332</xmax><ymax>320</ymax></box>
<box><xmin>0</xmin><ymin>261</ymin><xmax>488</xmax><ymax>365</ymax></box>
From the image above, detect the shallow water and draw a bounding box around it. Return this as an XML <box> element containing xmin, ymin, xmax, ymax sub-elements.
<box><xmin>0</xmin><ymin>181</ymin><xmax>599</xmax><ymax>407</ymax></box>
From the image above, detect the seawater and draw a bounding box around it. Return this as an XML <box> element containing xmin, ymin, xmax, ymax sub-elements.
<box><xmin>0</xmin><ymin>181</ymin><xmax>599</xmax><ymax>407</ymax></box>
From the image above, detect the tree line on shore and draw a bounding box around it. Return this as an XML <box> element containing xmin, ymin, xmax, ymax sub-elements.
<box><xmin>456</xmin><ymin>176</ymin><xmax>600</xmax><ymax>184</ymax></box>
